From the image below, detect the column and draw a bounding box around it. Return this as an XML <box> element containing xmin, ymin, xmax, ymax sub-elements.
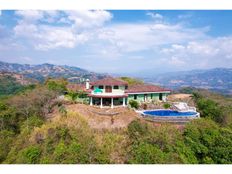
<box><xmin>123</xmin><ymin>97</ymin><xmax>125</xmax><ymax>107</ymax></box>
<box><xmin>100</xmin><ymin>98</ymin><xmax>103</xmax><ymax>108</ymax></box>
<box><xmin>90</xmin><ymin>97</ymin><xmax>93</xmax><ymax>106</ymax></box>
<box><xmin>163</xmin><ymin>94</ymin><xmax>167</xmax><ymax>102</ymax></box>
<box><xmin>111</xmin><ymin>98</ymin><xmax>114</xmax><ymax>109</ymax></box>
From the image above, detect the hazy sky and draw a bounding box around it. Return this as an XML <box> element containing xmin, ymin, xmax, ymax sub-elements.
<box><xmin>0</xmin><ymin>10</ymin><xmax>232</xmax><ymax>74</ymax></box>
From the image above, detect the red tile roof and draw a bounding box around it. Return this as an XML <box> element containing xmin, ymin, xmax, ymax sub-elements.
<box><xmin>67</xmin><ymin>78</ymin><xmax>170</xmax><ymax>95</ymax></box>
<box><xmin>67</xmin><ymin>84</ymin><xmax>90</xmax><ymax>92</ymax></box>
<box><xmin>90</xmin><ymin>77</ymin><xmax>128</xmax><ymax>86</ymax></box>
<box><xmin>125</xmin><ymin>84</ymin><xmax>170</xmax><ymax>93</ymax></box>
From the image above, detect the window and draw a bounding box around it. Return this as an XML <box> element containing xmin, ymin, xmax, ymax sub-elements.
<box><xmin>125</xmin><ymin>85</ymin><xmax>128</xmax><ymax>90</ymax></box>
<box><xmin>151</xmin><ymin>94</ymin><xmax>153</xmax><ymax>99</ymax></box>
<box><xmin>134</xmin><ymin>95</ymin><xmax>137</xmax><ymax>100</ymax></box>
<box><xmin>99</xmin><ymin>85</ymin><xmax>103</xmax><ymax>89</ymax></box>
<box><xmin>113</xmin><ymin>85</ymin><xmax>119</xmax><ymax>89</ymax></box>
<box><xmin>105</xmin><ymin>86</ymin><xmax>112</xmax><ymax>93</ymax></box>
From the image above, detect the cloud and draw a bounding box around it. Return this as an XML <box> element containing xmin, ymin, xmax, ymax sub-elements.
<box><xmin>14</xmin><ymin>23</ymin><xmax>89</xmax><ymax>50</ymax></box>
<box><xmin>96</xmin><ymin>23</ymin><xmax>209</xmax><ymax>53</ymax></box>
<box><xmin>67</xmin><ymin>10</ymin><xmax>112</xmax><ymax>29</ymax></box>
<box><xmin>2</xmin><ymin>10</ymin><xmax>231</xmax><ymax>72</ymax></box>
<box><xmin>146</xmin><ymin>12</ymin><xmax>163</xmax><ymax>19</ymax></box>
<box><xmin>15</xmin><ymin>10</ymin><xmax>62</xmax><ymax>24</ymax></box>
<box><xmin>0</xmin><ymin>25</ymin><xmax>23</xmax><ymax>51</ymax></box>
<box><xmin>13</xmin><ymin>10</ymin><xmax>209</xmax><ymax>53</ymax></box>
<box><xmin>160</xmin><ymin>37</ymin><xmax>232</xmax><ymax>69</ymax></box>
<box><xmin>14</xmin><ymin>10</ymin><xmax>112</xmax><ymax>50</ymax></box>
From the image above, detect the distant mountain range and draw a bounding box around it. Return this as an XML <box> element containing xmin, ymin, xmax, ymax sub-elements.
<box><xmin>143</xmin><ymin>68</ymin><xmax>232</xmax><ymax>95</ymax></box>
<box><xmin>0</xmin><ymin>61</ymin><xmax>108</xmax><ymax>82</ymax></box>
<box><xmin>1</xmin><ymin>61</ymin><xmax>231</xmax><ymax>95</ymax></box>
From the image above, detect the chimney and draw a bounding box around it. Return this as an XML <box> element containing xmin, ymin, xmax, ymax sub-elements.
<box><xmin>86</xmin><ymin>79</ymin><xmax>90</xmax><ymax>90</ymax></box>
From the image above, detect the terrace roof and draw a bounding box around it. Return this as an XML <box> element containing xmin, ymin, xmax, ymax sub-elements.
<box><xmin>125</xmin><ymin>84</ymin><xmax>170</xmax><ymax>93</ymax></box>
<box><xmin>90</xmin><ymin>77</ymin><xmax>128</xmax><ymax>86</ymax></box>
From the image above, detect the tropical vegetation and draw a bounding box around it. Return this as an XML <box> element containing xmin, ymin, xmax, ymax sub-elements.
<box><xmin>0</xmin><ymin>78</ymin><xmax>232</xmax><ymax>164</ymax></box>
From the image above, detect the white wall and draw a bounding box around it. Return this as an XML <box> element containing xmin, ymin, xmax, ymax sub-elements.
<box><xmin>93</xmin><ymin>85</ymin><xmax>125</xmax><ymax>94</ymax></box>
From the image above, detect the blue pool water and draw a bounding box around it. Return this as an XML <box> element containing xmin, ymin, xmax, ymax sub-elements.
<box><xmin>143</xmin><ymin>110</ymin><xmax>198</xmax><ymax>117</ymax></box>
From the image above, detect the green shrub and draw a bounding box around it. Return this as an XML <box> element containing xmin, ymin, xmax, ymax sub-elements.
<box><xmin>163</xmin><ymin>103</ymin><xmax>171</xmax><ymax>109</ymax></box>
<box><xmin>94</xmin><ymin>149</ymin><xmax>110</xmax><ymax>164</ymax></box>
<box><xmin>0</xmin><ymin>130</ymin><xmax>15</xmax><ymax>163</ymax></box>
<box><xmin>127</xmin><ymin>120</ymin><xmax>149</xmax><ymax>141</ymax></box>
<box><xmin>56</xmin><ymin>127</ymin><xmax>69</xmax><ymax>140</ymax></box>
<box><xmin>53</xmin><ymin>140</ymin><xmax>67</xmax><ymax>162</ymax></box>
<box><xmin>129</xmin><ymin>100</ymin><xmax>139</xmax><ymax>109</ymax></box>
<box><xmin>183</xmin><ymin>119</ymin><xmax>232</xmax><ymax>164</ymax></box>
<box><xmin>77</xmin><ymin>91</ymin><xmax>87</xmax><ymax>98</ymax></box>
<box><xmin>45</xmin><ymin>78</ymin><xmax>67</xmax><ymax>94</ymax></box>
<box><xmin>128</xmin><ymin>142</ymin><xmax>166</xmax><ymax>164</ymax></box>
<box><xmin>67</xmin><ymin>92</ymin><xmax>78</xmax><ymax>101</ymax></box>
<box><xmin>20</xmin><ymin>115</ymin><xmax>44</xmax><ymax>131</ymax></box>
<box><xmin>196</xmin><ymin>98</ymin><xmax>223</xmax><ymax>123</ymax></box>
<box><xmin>59</xmin><ymin>105</ymin><xmax>67</xmax><ymax>117</ymax></box>
<box><xmin>21</xmin><ymin>146</ymin><xmax>41</xmax><ymax>164</ymax></box>
<box><xmin>174</xmin><ymin>140</ymin><xmax>198</xmax><ymax>164</ymax></box>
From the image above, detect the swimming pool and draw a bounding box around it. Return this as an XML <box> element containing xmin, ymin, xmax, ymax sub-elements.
<box><xmin>142</xmin><ymin>109</ymin><xmax>199</xmax><ymax>117</ymax></box>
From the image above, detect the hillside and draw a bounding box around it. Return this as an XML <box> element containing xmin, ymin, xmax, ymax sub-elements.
<box><xmin>0</xmin><ymin>77</ymin><xmax>232</xmax><ymax>164</ymax></box>
<box><xmin>0</xmin><ymin>61</ymin><xmax>108</xmax><ymax>82</ymax></box>
<box><xmin>143</xmin><ymin>68</ymin><xmax>232</xmax><ymax>95</ymax></box>
<box><xmin>0</xmin><ymin>72</ymin><xmax>36</xmax><ymax>85</ymax></box>
<box><xmin>0</xmin><ymin>72</ymin><xmax>36</xmax><ymax>96</ymax></box>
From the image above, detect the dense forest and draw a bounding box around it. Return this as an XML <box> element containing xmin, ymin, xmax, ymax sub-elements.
<box><xmin>0</xmin><ymin>79</ymin><xmax>232</xmax><ymax>164</ymax></box>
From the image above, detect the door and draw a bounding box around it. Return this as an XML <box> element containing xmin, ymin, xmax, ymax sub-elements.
<box><xmin>105</xmin><ymin>86</ymin><xmax>112</xmax><ymax>93</ymax></box>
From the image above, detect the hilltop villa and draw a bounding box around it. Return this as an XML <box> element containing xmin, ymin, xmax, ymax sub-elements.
<box><xmin>67</xmin><ymin>77</ymin><xmax>171</xmax><ymax>108</ymax></box>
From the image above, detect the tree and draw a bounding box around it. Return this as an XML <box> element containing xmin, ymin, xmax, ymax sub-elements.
<box><xmin>129</xmin><ymin>100</ymin><xmax>139</xmax><ymax>109</ymax></box>
<box><xmin>127</xmin><ymin>120</ymin><xmax>183</xmax><ymax>164</ymax></box>
<box><xmin>67</xmin><ymin>91</ymin><xmax>78</xmax><ymax>102</ymax></box>
<box><xmin>0</xmin><ymin>130</ymin><xmax>15</xmax><ymax>162</ymax></box>
<box><xmin>127</xmin><ymin>120</ymin><xmax>149</xmax><ymax>141</ymax></box>
<box><xmin>0</xmin><ymin>102</ymin><xmax>17</xmax><ymax>131</ymax></box>
<box><xmin>183</xmin><ymin>119</ymin><xmax>232</xmax><ymax>164</ymax></box>
<box><xmin>45</xmin><ymin>78</ymin><xmax>68</xmax><ymax>94</ymax></box>
<box><xmin>128</xmin><ymin>142</ymin><xmax>167</xmax><ymax>164</ymax></box>
<box><xmin>7</xmin><ymin>87</ymin><xmax>57</xmax><ymax>131</ymax></box>
<box><xmin>0</xmin><ymin>76</ymin><xmax>24</xmax><ymax>96</ymax></box>
<box><xmin>196</xmin><ymin>98</ymin><xmax>223</xmax><ymax>123</ymax></box>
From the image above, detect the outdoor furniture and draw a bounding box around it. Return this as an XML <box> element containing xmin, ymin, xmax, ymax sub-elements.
<box><xmin>172</xmin><ymin>102</ymin><xmax>196</xmax><ymax>112</ymax></box>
